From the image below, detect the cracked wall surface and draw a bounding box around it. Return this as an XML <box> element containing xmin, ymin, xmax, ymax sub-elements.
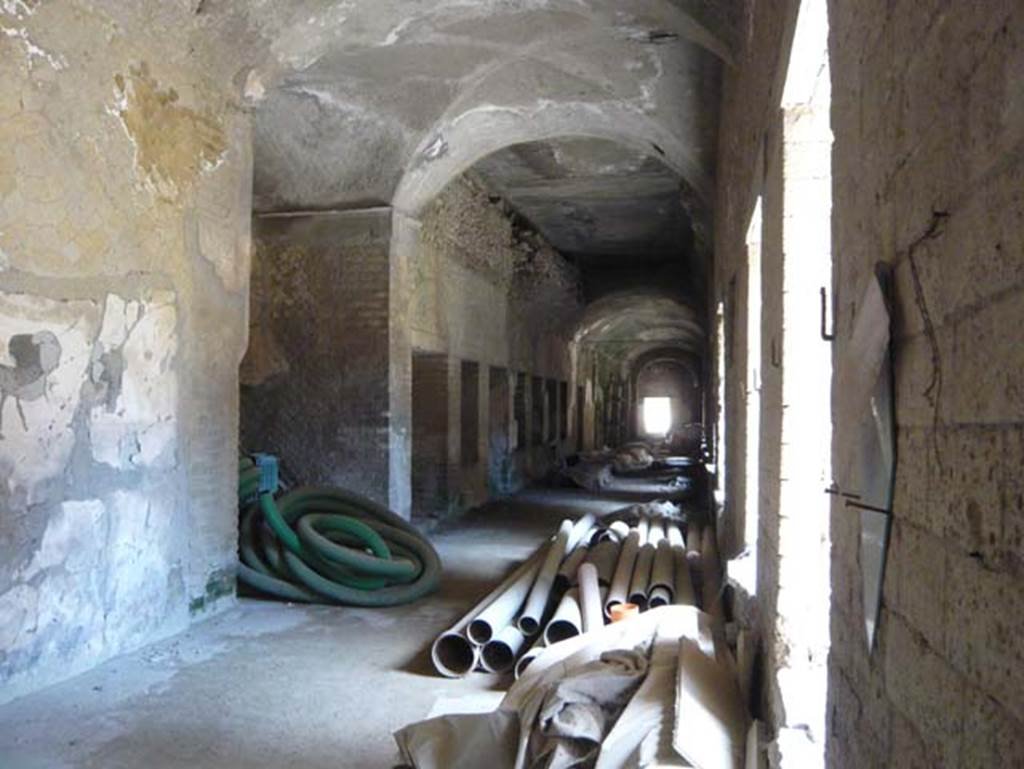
<box><xmin>0</xmin><ymin>0</ymin><xmax>253</xmax><ymax>703</ymax></box>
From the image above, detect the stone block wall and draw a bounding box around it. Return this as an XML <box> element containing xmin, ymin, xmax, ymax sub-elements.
<box><xmin>827</xmin><ymin>2</ymin><xmax>1024</xmax><ymax>765</ymax></box>
<box><xmin>711</xmin><ymin>5</ymin><xmax>799</xmax><ymax>754</ymax></box>
<box><xmin>715</xmin><ymin>0</ymin><xmax>1024</xmax><ymax>764</ymax></box>
<box><xmin>0</xmin><ymin>1</ymin><xmax>253</xmax><ymax>703</ymax></box>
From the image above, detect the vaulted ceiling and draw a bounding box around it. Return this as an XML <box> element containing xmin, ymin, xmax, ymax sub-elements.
<box><xmin>237</xmin><ymin>0</ymin><xmax>742</xmax><ymax>351</ymax></box>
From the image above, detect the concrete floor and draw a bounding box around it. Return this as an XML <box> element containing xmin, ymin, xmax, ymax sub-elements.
<box><xmin>0</xmin><ymin>488</ymin><xmax>644</xmax><ymax>769</ymax></box>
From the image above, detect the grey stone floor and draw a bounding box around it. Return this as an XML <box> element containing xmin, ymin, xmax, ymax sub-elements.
<box><xmin>0</xmin><ymin>488</ymin><xmax>633</xmax><ymax>769</ymax></box>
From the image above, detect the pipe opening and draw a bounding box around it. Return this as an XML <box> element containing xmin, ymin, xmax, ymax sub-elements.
<box><xmin>481</xmin><ymin>641</ymin><xmax>515</xmax><ymax>673</ymax></box>
<box><xmin>648</xmin><ymin>586</ymin><xmax>672</xmax><ymax>608</ymax></box>
<box><xmin>628</xmin><ymin>593</ymin><xmax>648</xmax><ymax>611</ymax></box>
<box><xmin>467</xmin><ymin>619</ymin><xmax>493</xmax><ymax>645</ymax></box>
<box><xmin>544</xmin><ymin>620</ymin><xmax>580</xmax><ymax>646</ymax></box>
<box><xmin>518</xmin><ymin>616</ymin><xmax>540</xmax><ymax>636</ymax></box>
<box><xmin>431</xmin><ymin>633</ymin><xmax>478</xmax><ymax>678</ymax></box>
<box><xmin>514</xmin><ymin>652</ymin><xmax>538</xmax><ymax>680</ymax></box>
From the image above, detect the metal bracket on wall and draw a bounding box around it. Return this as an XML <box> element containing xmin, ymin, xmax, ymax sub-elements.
<box><xmin>820</xmin><ymin>286</ymin><xmax>836</xmax><ymax>341</ymax></box>
<box><xmin>826</xmin><ymin>487</ymin><xmax>891</xmax><ymax>517</ymax></box>
<box><xmin>824</xmin><ymin>485</ymin><xmax>861</xmax><ymax>500</ymax></box>
<box><xmin>844</xmin><ymin>498</ymin><xmax>892</xmax><ymax>517</ymax></box>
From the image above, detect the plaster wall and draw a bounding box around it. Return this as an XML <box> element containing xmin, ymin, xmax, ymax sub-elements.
<box><xmin>0</xmin><ymin>1</ymin><xmax>252</xmax><ymax>703</ymax></box>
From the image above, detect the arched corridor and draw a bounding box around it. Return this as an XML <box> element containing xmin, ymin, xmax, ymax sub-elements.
<box><xmin>1</xmin><ymin>1</ymin><xmax>1022</xmax><ymax>767</ymax></box>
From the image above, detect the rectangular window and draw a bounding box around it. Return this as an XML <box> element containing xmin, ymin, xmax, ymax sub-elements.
<box><xmin>745</xmin><ymin>197</ymin><xmax>763</xmax><ymax>560</ymax></box>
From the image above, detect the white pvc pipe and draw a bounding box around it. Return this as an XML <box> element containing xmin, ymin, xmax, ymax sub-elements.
<box><xmin>628</xmin><ymin>542</ymin><xmax>655</xmax><ymax>609</ymax></box>
<box><xmin>672</xmin><ymin>545</ymin><xmax>696</xmax><ymax>606</ymax></box>
<box><xmin>517</xmin><ymin>519</ymin><xmax>573</xmax><ymax>636</ymax></box>
<box><xmin>431</xmin><ymin>541</ymin><xmax>547</xmax><ymax>677</ymax></box>
<box><xmin>577</xmin><ymin>562</ymin><xmax>604</xmax><ymax>633</ymax></box>
<box><xmin>649</xmin><ymin>539</ymin><xmax>674</xmax><ymax>597</ymax></box>
<box><xmin>481</xmin><ymin>624</ymin><xmax>527</xmax><ymax>673</ymax></box>
<box><xmin>584</xmin><ymin>539</ymin><xmax>621</xmax><ymax>586</ymax></box>
<box><xmin>543</xmin><ymin>588</ymin><xmax>582</xmax><ymax>645</ymax></box>
<box><xmin>605</xmin><ymin>530</ymin><xmax>640</xmax><ymax>617</ymax></box>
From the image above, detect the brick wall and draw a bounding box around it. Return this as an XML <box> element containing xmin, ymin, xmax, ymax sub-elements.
<box><xmin>401</xmin><ymin>175</ymin><xmax>581</xmax><ymax>511</ymax></box>
<box><xmin>241</xmin><ymin>209</ymin><xmax>393</xmax><ymax>505</ymax></box>
<box><xmin>411</xmin><ymin>353</ymin><xmax>461</xmax><ymax>517</ymax></box>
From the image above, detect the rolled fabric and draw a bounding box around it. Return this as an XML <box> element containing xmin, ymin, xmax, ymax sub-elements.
<box><xmin>577</xmin><ymin>562</ymin><xmax>604</xmax><ymax>633</ymax></box>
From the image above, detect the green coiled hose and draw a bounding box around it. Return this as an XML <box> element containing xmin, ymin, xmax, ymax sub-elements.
<box><xmin>237</xmin><ymin>457</ymin><xmax>441</xmax><ymax>606</ymax></box>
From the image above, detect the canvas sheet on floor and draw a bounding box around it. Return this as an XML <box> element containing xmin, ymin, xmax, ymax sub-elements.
<box><xmin>395</xmin><ymin>606</ymin><xmax>747</xmax><ymax>769</ymax></box>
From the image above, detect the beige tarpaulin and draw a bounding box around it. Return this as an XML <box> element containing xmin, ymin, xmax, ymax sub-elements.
<box><xmin>395</xmin><ymin>606</ymin><xmax>746</xmax><ymax>769</ymax></box>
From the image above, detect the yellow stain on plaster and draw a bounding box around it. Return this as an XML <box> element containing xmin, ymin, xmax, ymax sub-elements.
<box><xmin>112</xmin><ymin>62</ymin><xmax>226</xmax><ymax>200</ymax></box>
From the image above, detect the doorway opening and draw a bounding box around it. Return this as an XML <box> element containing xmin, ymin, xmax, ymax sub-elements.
<box><xmin>641</xmin><ymin>396</ymin><xmax>672</xmax><ymax>437</ymax></box>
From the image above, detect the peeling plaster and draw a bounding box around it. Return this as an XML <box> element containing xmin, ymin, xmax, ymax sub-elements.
<box><xmin>0</xmin><ymin>0</ymin><xmax>36</xmax><ymax>17</ymax></box>
<box><xmin>89</xmin><ymin>292</ymin><xmax>178</xmax><ymax>471</ymax></box>
<box><xmin>109</xmin><ymin>62</ymin><xmax>227</xmax><ymax>200</ymax></box>
<box><xmin>0</xmin><ymin>293</ymin><xmax>100</xmax><ymax>505</ymax></box>
<box><xmin>0</xmin><ymin>24</ymin><xmax>66</xmax><ymax>71</ymax></box>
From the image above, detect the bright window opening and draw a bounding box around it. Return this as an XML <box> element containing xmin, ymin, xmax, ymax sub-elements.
<box><xmin>642</xmin><ymin>397</ymin><xmax>672</xmax><ymax>436</ymax></box>
<box><xmin>713</xmin><ymin>301</ymin><xmax>727</xmax><ymax>508</ymax></box>
<box><xmin>773</xmin><ymin>0</ymin><xmax>832</xmax><ymax>763</ymax></box>
<box><xmin>730</xmin><ymin>196</ymin><xmax>763</xmax><ymax>599</ymax></box>
<box><xmin>744</xmin><ymin>197</ymin><xmax>763</xmax><ymax>560</ymax></box>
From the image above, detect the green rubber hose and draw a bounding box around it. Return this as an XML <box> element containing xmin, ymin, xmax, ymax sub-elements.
<box><xmin>236</xmin><ymin>457</ymin><xmax>441</xmax><ymax>607</ymax></box>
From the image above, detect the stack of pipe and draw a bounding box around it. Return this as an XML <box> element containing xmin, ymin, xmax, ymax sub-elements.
<box><xmin>430</xmin><ymin>507</ymin><xmax>718</xmax><ymax>679</ymax></box>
